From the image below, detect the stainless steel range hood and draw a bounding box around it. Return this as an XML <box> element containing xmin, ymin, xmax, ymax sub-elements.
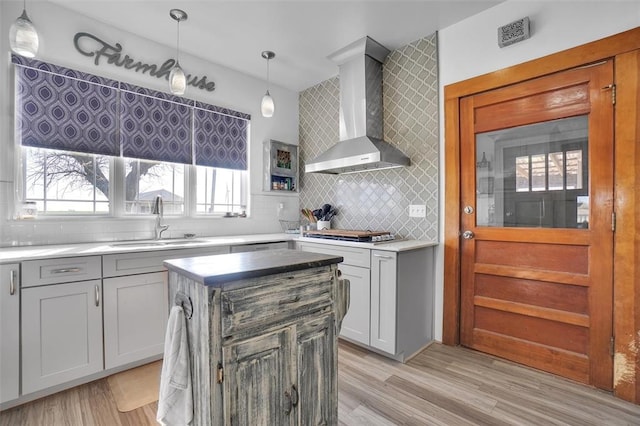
<box><xmin>305</xmin><ymin>36</ymin><xmax>410</xmax><ymax>174</ymax></box>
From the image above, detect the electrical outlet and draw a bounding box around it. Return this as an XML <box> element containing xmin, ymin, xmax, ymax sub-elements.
<box><xmin>409</xmin><ymin>204</ymin><xmax>426</xmax><ymax>218</ymax></box>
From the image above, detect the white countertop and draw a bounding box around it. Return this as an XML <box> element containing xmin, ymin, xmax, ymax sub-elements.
<box><xmin>0</xmin><ymin>232</ymin><xmax>438</xmax><ymax>263</ymax></box>
<box><xmin>0</xmin><ymin>233</ymin><xmax>293</xmax><ymax>263</ymax></box>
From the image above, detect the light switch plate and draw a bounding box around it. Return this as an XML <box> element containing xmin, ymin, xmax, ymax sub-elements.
<box><xmin>409</xmin><ymin>204</ymin><xmax>426</xmax><ymax>218</ymax></box>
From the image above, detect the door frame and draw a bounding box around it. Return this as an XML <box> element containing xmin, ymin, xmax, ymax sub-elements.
<box><xmin>443</xmin><ymin>26</ymin><xmax>640</xmax><ymax>404</ymax></box>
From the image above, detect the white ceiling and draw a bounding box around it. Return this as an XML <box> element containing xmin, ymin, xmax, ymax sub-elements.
<box><xmin>48</xmin><ymin>0</ymin><xmax>502</xmax><ymax>92</ymax></box>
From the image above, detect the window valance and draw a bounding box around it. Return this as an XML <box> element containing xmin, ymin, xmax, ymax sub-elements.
<box><xmin>13</xmin><ymin>55</ymin><xmax>250</xmax><ymax>170</ymax></box>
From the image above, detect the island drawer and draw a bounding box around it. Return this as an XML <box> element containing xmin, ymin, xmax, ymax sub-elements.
<box><xmin>22</xmin><ymin>256</ymin><xmax>102</xmax><ymax>287</ymax></box>
<box><xmin>221</xmin><ymin>266</ymin><xmax>334</xmax><ymax>338</ymax></box>
<box><xmin>103</xmin><ymin>246</ymin><xmax>229</xmax><ymax>277</ymax></box>
<box><xmin>296</xmin><ymin>242</ymin><xmax>370</xmax><ymax>268</ymax></box>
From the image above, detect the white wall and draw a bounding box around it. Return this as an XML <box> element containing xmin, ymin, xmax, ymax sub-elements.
<box><xmin>434</xmin><ymin>1</ymin><xmax>640</xmax><ymax>341</ymax></box>
<box><xmin>0</xmin><ymin>1</ymin><xmax>300</xmax><ymax>245</ymax></box>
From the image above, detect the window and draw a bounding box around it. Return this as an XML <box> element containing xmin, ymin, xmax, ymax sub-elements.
<box><xmin>23</xmin><ymin>147</ymin><xmax>110</xmax><ymax>215</ymax></box>
<box><xmin>514</xmin><ymin>150</ymin><xmax>583</xmax><ymax>192</ymax></box>
<box><xmin>21</xmin><ymin>148</ymin><xmax>249</xmax><ymax>217</ymax></box>
<box><xmin>124</xmin><ymin>159</ymin><xmax>185</xmax><ymax>215</ymax></box>
<box><xmin>196</xmin><ymin>166</ymin><xmax>247</xmax><ymax>215</ymax></box>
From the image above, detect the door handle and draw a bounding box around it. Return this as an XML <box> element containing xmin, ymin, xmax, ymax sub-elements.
<box><xmin>462</xmin><ymin>230</ymin><xmax>475</xmax><ymax>239</ymax></box>
<box><xmin>9</xmin><ymin>270</ymin><xmax>16</xmax><ymax>295</ymax></box>
<box><xmin>95</xmin><ymin>285</ymin><xmax>100</xmax><ymax>307</ymax></box>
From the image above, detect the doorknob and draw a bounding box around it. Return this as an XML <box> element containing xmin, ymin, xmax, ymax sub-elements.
<box><xmin>462</xmin><ymin>230</ymin><xmax>474</xmax><ymax>239</ymax></box>
<box><xmin>463</xmin><ymin>206</ymin><xmax>474</xmax><ymax>215</ymax></box>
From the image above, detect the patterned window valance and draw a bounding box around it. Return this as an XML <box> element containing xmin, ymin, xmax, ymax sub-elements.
<box><xmin>194</xmin><ymin>106</ymin><xmax>248</xmax><ymax>170</ymax></box>
<box><xmin>14</xmin><ymin>61</ymin><xmax>120</xmax><ymax>156</ymax></box>
<box><xmin>12</xmin><ymin>55</ymin><xmax>250</xmax><ymax>169</ymax></box>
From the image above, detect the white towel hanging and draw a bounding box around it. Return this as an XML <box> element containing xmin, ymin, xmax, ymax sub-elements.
<box><xmin>157</xmin><ymin>305</ymin><xmax>193</xmax><ymax>426</ymax></box>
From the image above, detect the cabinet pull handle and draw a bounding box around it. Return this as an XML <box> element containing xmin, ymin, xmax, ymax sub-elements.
<box><xmin>52</xmin><ymin>267</ymin><xmax>82</xmax><ymax>274</ymax></box>
<box><xmin>95</xmin><ymin>285</ymin><xmax>100</xmax><ymax>307</ymax></box>
<box><xmin>291</xmin><ymin>384</ymin><xmax>299</xmax><ymax>407</ymax></box>
<box><xmin>9</xmin><ymin>270</ymin><xmax>16</xmax><ymax>295</ymax></box>
<box><xmin>373</xmin><ymin>254</ymin><xmax>393</xmax><ymax>259</ymax></box>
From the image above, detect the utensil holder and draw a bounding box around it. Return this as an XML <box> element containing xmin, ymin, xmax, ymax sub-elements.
<box><xmin>317</xmin><ymin>220</ymin><xmax>331</xmax><ymax>230</ymax></box>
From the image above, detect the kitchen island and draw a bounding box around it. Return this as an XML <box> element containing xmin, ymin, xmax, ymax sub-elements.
<box><xmin>163</xmin><ymin>248</ymin><xmax>349</xmax><ymax>425</ymax></box>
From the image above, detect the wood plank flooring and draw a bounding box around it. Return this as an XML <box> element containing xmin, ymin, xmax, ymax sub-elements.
<box><xmin>2</xmin><ymin>341</ymin><xmax>640</xmax><ymax>425</ymax></box>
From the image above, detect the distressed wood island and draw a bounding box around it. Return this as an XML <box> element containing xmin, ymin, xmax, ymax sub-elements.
<box><xmin>163</xmin><ymin>248</ymin><xmax>349</xmax><ymax>425</ymax></box>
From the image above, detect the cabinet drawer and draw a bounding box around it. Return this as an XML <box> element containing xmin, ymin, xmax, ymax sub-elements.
<box><xmin>103</xmin><ymin>246</ymin><xmax>228</xmax><ymax>277</ymax></box>
<box><xmin>22</xmin><ymin>256</ymin><xmax>102</xmax><ymax>287</ymax></box>
<box><xmin>221</xmin><ymin>266</ymin><xmax>334</xmax><ymax>338</ymax></box>
<box><xmin>296</xmin><ymin>242</ymin><xmax>370</xmax><ymax>268</ymax></box>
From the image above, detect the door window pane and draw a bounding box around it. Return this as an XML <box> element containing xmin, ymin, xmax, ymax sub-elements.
<box><xmin>476</xmin><ymin>116</ymin><xmax>588</xmax><ymax>228</ymax></box>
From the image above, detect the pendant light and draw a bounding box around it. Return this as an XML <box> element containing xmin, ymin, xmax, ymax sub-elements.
<box><xmin>261</xmin><ymin>51</ymin><xmax>275</xmax><ymax>118</ymax></box>
<box><xmin>9</xmin><ymin>0</ymin><xmax>39</xmax><ymax>58</ymax></box>
<box><xmin>169</xmin><ymin>9</ymin><xmax>187</xmax><ymax>95</ymax></box>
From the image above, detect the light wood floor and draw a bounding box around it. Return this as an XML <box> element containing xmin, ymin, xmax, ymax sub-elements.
<box><xmin>2</xmin><ymin>341</ymin><xmax>640</xmax><ymax>425</ymax></box>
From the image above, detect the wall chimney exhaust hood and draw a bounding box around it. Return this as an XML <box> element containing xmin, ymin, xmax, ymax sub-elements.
<box><xmin>305</xmin><ymin>37</ymin><xmax>410</xmax><ymax>175</ymax></box>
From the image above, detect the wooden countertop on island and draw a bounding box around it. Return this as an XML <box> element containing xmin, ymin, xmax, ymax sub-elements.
<box><xmin>163</xmin><ymin>248</ymin><xmax>343</xmax><ymax>288</ymax></box>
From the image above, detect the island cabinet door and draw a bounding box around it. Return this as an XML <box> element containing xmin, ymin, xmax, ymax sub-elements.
<box><xmin>296</xmin><ymin>313</ymin><xmax>337</xmax><ymax>426</ymax></box>
<box><xmin>223</xmin><ymin>327</ymin><xmax>297</xmax><ymax>426</ymax></box>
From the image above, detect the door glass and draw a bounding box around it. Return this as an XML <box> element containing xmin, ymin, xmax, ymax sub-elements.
<box><xmin>476</xmin><ymin>116</ymin><xmax>589</xmax><ymax>228</ymax></box>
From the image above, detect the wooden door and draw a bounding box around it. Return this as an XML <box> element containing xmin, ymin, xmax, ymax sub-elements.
<box><xmin>459</xmin><ymin>61</ymin><xmax>614</xmax><ymax>389</ymax></box>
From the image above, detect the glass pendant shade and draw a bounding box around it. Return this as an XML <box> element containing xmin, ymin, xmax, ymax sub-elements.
<box><xmin>10</xmin><ymin>9</ymin><xmax>39</xmax><ymax>58</ymax></box>
<box><xmin>260</xmin><ymin>51</ymin><xmax>275</xmax><ymax>118</ymax></box>
<box><xmin>169</xmin><ymin>62</ymin><xmax>186</xmax><ymax>95</ymax></box>
<box><xmin>261</xmin><ymin>90</ymin><xmax>275</xmax><ymax>118</ymax></box>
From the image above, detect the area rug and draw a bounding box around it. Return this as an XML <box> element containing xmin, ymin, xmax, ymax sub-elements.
<box><xmin>107</xmin><ymin>360</ymin><xmax>162</xmax><ymax>412</ymax></box>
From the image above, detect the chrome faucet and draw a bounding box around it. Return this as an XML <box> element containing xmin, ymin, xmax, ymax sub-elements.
<box><xmin>151</xmin><ymin>195</ymin><xmax>169</xmax><ymax>239</ymax></box>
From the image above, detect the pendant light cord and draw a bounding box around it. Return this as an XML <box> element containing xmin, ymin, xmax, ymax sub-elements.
<box><xmin>266</xmin><ymin>58</ymin><xmax>270</xmax><ymax>91</ymax></box>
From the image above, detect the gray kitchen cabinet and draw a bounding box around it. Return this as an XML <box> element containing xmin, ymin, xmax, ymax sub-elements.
<box><xmin>296</xmin><ymin>241</ymin><xmax>434</xmax><ymax>362</ymax></box>
<box><xmin>103</xmin><ymin>271</ymin><xmax>169</xmax><ymax>369</ymax></box>
<box><xmin>21</xmin><ymin>279</ymin><xmax>103</xmax><ymax>394</ymax></box>
<box><xmin>296</xmin><ymin>242</ymin><xmax>371</xmax><ymax>346</ymax></box>
<box><xmin>0</xmin><ymin>264</ymin><xmax>20</xmax><ymax>404</ymax></box>
<box><xmin>21</xmin><ymin>256</ymin><xmax>104</xmax><ymax>394</ymax></box>
<box><xmin>102</xmin><ymin>246</ymin><xmax>227</xmax><ymax>369</ymax></box>
<box><xmin>333</xmin><ymin>263</ymin><xmax>370</xmax><ymax>345</ymax></box>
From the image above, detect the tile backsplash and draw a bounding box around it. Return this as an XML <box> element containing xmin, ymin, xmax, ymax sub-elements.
<box><xmin>299</xmin><ymin>34</ymin><xmax>439</xmax><ymax>241</ymax></box>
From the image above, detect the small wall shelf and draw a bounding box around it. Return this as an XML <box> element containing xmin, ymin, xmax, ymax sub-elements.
<box><xmin>263</xmin><ymin>140</ymin><xmax>298</xmax><ymax>193</ymax></box>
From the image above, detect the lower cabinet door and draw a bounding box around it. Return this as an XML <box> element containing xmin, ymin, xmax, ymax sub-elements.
<box><xmin>297</xmin><ymin>314</ymin><xmax>337</xmax><ymax>426</ymax></box>
<box><xmin>370</xmin><ymin>251</ymin><xmax>398</xmax><ymax>354</ymax></box>
<box><xmin>103</xmin><ymin>272</ymin><xmax>169</xmax><ymax>369</ymax></box>
<box><xmin>223</xmin><ymin>327</ymin><xmax>296</xmax><ymax>425</ymax></box>
<box><xmin>0</xmin><ymin>264</ymin><xmax>20</xmax><ymax>403</ymax></box>
<box><xmin>22</xmin><ymin>280</ymin><xmax>103</xmax><ymax>394</ymax></box>
<box><xmin>337</xmin><ymin>264</ymin><xmax>370</xmax><ymax>345</ymax></box>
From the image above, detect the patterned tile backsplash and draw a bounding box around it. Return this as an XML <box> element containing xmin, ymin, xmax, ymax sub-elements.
<box><xmin>299</xmin><ymin>34</ymin><xmax>439</xmax><ymax>241</ymax></box>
